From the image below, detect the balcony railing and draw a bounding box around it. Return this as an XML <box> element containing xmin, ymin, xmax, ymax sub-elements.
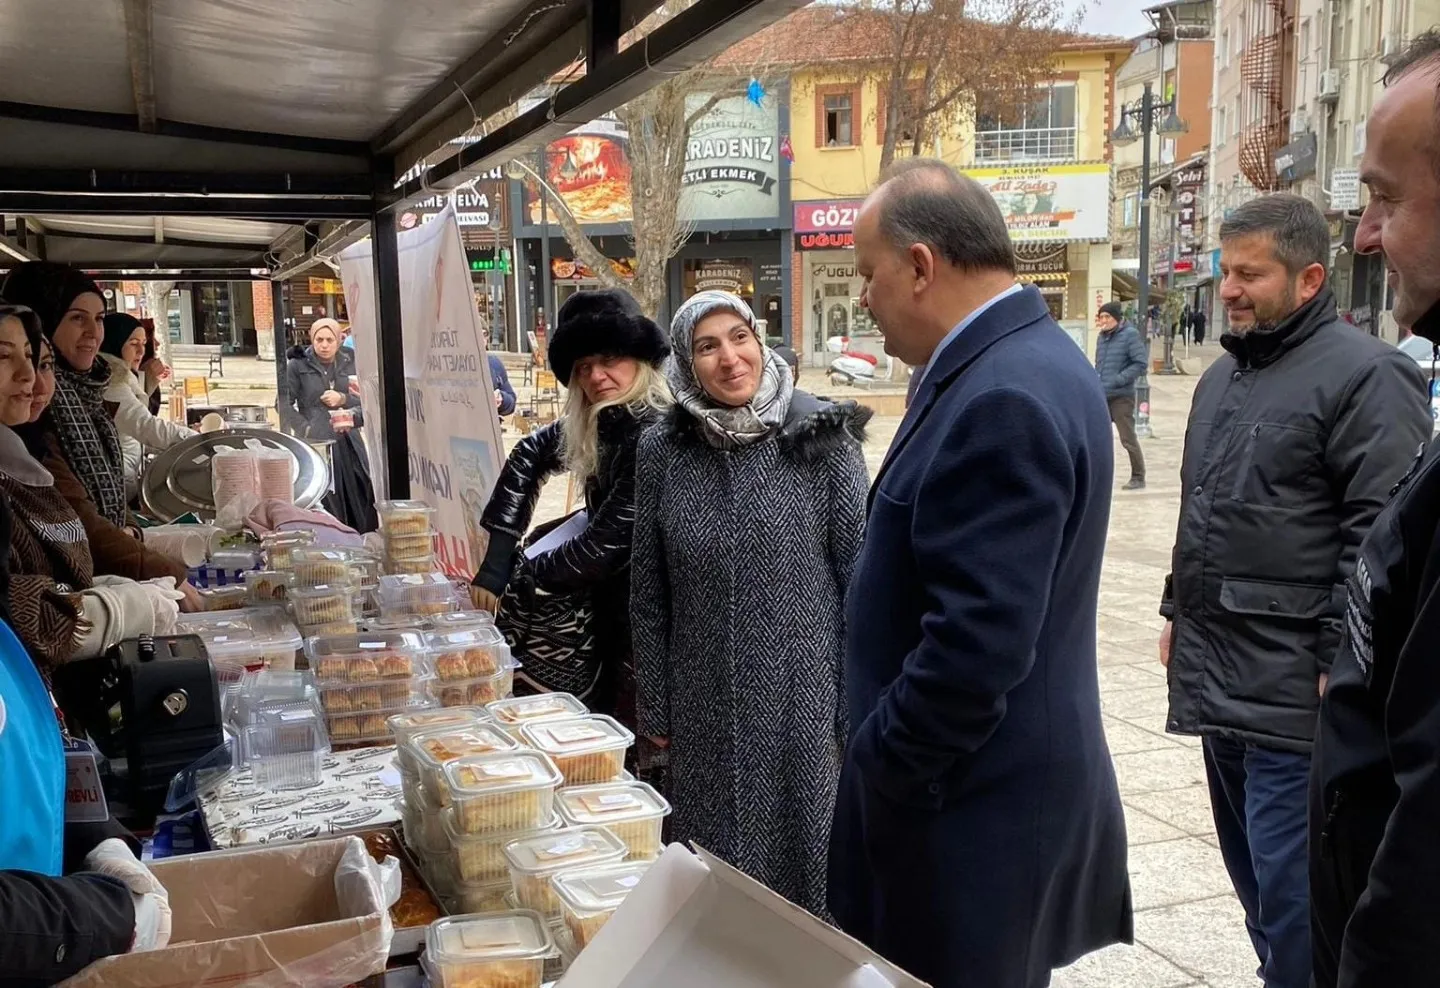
<box><xmin>974</xmin><ymin>127</ymin><xmax>1077</xmax><ymax>163</ymax></box>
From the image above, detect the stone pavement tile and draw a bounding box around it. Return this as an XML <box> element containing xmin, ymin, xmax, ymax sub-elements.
<box><xmin>1103</xmin><ymin>716</ymin><xmax>1183</xmax><ymax>756</ymax></box>
<box><xmin>1112</xmin><ymin>747</ymin><xmax>1207</xmax><ymax>796</ymax></box>
<box><xmin>1101</xmin><ymin>685</ymin><xmax>1170</xmax><ymax>723</ymax></box>
<box><xmin>1135</xmin><ymin>895</ymin><xmax>1259</xmax><ymax>988</ymax></box>
<box><xmin>1100</xmin><ymin>662</ymin><xmax>1171</xmax><ymax>693</ymax></box>
<box><xmin>1126</xmin><ymin>784</ymin><xmax>1219</xmax><ymax>838</ymax></box>
<box><xmin>1098</xmin><ymin>613</ymin><xmax>1161</xmax><ymax>644</ymax></box>
<box><xmin>1050</xmin><ymin>943</ymin><xmax>1197</xmax><ymax>988</ymax></box>
<box><xmin>1128</xmin><ymin>836</ymin><xmax>1236</xmax><ymax>910</ymax></box>
<box><xmin>1124</xmin><ymin>804</ymin><xmax>1189</xmax><ymax>846</ymax></box>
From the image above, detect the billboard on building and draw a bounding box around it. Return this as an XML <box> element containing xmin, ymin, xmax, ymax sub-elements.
<box><xmin>961</xmin><ymin>162</ymin><xmax>1112</xmax><ymax>243</ymax></box>
<box><xmin>522</xmin><ymin>94</ymin><xmax>781</xmax><ymax>226</ymax></box>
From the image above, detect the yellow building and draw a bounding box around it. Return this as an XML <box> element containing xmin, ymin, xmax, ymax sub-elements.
<box><xmin>728</xmin><ymin>9</ymin><xmax>1130</xmax><ymax>364</ymax></box>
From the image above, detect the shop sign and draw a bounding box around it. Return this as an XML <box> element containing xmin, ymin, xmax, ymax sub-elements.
<box><xmin>1330</xmin><ymin>167</ymin><xmax>1361</xmax><ymax>211</ymax></box>
<box><xmin>523</xmin><ymin>94</ymin><xmax>779</xmax><ymax>227</ymax></box>
<box><xmin>308</xmin><ymin>277</ymin><xmax>342</xmax><ymax>295</ymax></box>
<box><xmin>401</xmin><ymin>181</ymin><xmax>507</xmax><ymax>230</ymax></box>
<box><xmin>796</xmin><ymin>231</ymin><xmax>855</xmax><ymax>251</ymax></box>
<box><xmin>550</xmin><ymin>257</ymin><xmax>636</xmax><ymax>281</ymax></box>
<box><xmin>1274</xmin><ymin>133</ymin><xmax>1318</xmax><ymax>185</ymax></box>
<box><xmin>693</xmin><ymin>261</ymin><xmax>752</xmax><ymax>295</ymax></box>
<box><xmin>960</xmin><ymin>162</ymin><xmax>1111</xmax><ymax>242</ymax></box>
<box><xmin>794</xmin><ymin>200</ymin><xmax>865</xmax><ymax>233</ymax></box>
<box><xmin>466</xmin><ymin>247</ymin><xmax>512</xmax><ymax>274</ymax></box>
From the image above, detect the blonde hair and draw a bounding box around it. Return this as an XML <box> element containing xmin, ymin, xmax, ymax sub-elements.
<box><xmin>561</xmin><ymin>361</ymin><xmax>671</xmax><ymax>482</ymax></box>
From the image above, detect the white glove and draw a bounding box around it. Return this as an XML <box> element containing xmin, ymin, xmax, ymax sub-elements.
<box><xmin>83</xmin><ymin>838</ymin><xmax>172</xmax><ymax>952</ymax></box>
<box><xmin>74</xmin><ymin>580</ymin><xmax>182</xmax><ymax>658</ymax></box>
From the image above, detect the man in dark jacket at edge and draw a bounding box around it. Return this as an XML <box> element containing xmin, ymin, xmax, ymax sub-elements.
<box><xmin>1311</xmin><ymin>32</ymin><xmax>1440</xmax><ymax>988</ymax></box>
<box><xmin>1157</xmin><ymin>193</ymin><xmax>1429</xmax><ymax>988</ymax></box>
<box><xmin>1093</xmin><ymin>301</ymin><xmax>1149</xmax><ymax>489</ymax></box>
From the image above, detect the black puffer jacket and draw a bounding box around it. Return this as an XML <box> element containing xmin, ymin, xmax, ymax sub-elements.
<box><xmin>1161</xmin><ymin>289</ymin><xmax>1430</xmax><ymax>751</ymax></box>
<box><xmin>281</xmin><ymin>345</ymin><xmax>362</xmax><ymax>441</ymax></box>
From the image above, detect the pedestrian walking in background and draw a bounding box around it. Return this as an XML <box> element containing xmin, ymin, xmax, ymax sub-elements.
<box><xmin>631</xmin><ymin>289</ymin><xmax>868</xmax><ymax>918</ymax></box>
<box><xmin>1094</xmin><ymin>300</ymin><xmax>1149</xmax><ymax>490</ymax></box>
<box><xmin>1192</xmin><ymin>306</ymin><xmax>1208</xmax><ymax>345</ymax></box>
<box><xmin>828</xmin><ymin>159</ymin><xmax>1131</xmax><ymax>988</ymax></box>
<box><xmin>1159</xmin><ymin>193</ymin><xmax>1429</xmax><ymax>988</ymax></box>
<box><xmin>1310</xmin><ymin>31</ymin><xmax>1440</xmax><ymax>987</ymax></box>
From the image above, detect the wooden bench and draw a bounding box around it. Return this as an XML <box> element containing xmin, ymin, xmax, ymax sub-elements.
<box><xmin>172</xmin><ymin>343</ymin><xmax>224</xmax><ymax>378</ymax></box>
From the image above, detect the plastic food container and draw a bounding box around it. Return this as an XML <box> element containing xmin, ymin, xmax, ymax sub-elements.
<box><xmin>446</xmin><ymin>809</ymin><xmax>562</xmax><ymax>884</ymax></box>
<box><xmin>379</xmin><ymin>572</ymin><xmax>458</xmax><ymax>617</ymax></box>
<box><xmin>390</xmin><ymin>707</ymin><xmax>488</xmax><ymax>770</ymax></box>
<box><xmin>244</xmin><ymin>569</ymin><xmax>293</xmax><ymax>605</ymax></box>
<box><xmin>423</xmin><ymin>910</ymin><xmax>553</xmax><ymax>988</ymax></box>
<box><xmin>445</xmin><ymin>878</ymin><xmax>512</xmax><ymax>916</ymax></box>
<box><xmin>179</xmin><ymin>607</ymin><xmax>304</xmax><ymax>674</ymax></box>
<box><xmin>519</xmin><ymin>715</ymin><xmax>633</xmax><ymax>787</ymax></box>
<box><xmin>431</xmin><ymin>610</ymin><xmax>496</xmax><ymax>632</ymax></box>
<box><xmin>384</xmin><ymin>528</ymin><xmax>437</xmax><ymax>559</ymax></box>
<box><xmin>305</xmin><ymin>631</ymin><xmax>427</xmax><ymax>682</ymax></box>
<box><xmin>210</xmin><ymin>547</ymin><xmax>263</xmax><ymax>573</ymax></box>
<box><xmin>555</xmin><ymin>781</ymin><xmax>671</xmax><ymax>861</ymax></box>
<box><xmin>431</xmin><ymin>660</ymin><xmax>517</xmax><ymax>709</ymax></box>
<box><xmin>486</xmin><ymin>693</ymin><xmax>588</xmax><ymax>741</ymax></box>
<box><xmin>413</xmin><ymin>724</ymin><xmax>520</xmax><ymax>805</ymax></box>
<box><xmin>298</xmin><ymin>619</ymin><xmax>360</xmax><ymax>638</ymax></box>
<box><xmin>198</xmin><ymin>585</ymin><xmax>248</xmax><ymax>611</ymax></box>
<box><xmin>327</xmin><ymin>694</ymin><xmax>434</xmax><ymax>745</ymax></box>
<box><xmin>384</xmin><ymin>555</ymin><xmax>439</xmax><ymax>575</ymax></box>
<box><xmin>242</xmin><ymin>716</ymin><xmax>325</xmax><ymax>790</ymax></box>
<box><xmin>377</xmin><ymin>499</ymin><xmax>436</xmax><ymax>536</ymax></box>
<box><xmin>396</xmin><ymin>797</ymin><xmax>450</xmax><ymax>857</ymax></box>
<box><xmin>327</xmin><ymin>408</ymin><xmax>355</xmax><ymax>430</ymax></box>
<box><xmin>552</xmin><ymin>860</ymin><xmax>652</xmax><ymax>948</ymax></box>
<box><xmin>502</xmin><ymin>826</ymin><xmax>627</xmax><ymax>917</ymax></box>
<box><xmin>364</xmin><ymin>613</ymin><xmax>430</xmax><ymax>633</ymax></box>
<box><xmin>291</xmin><ymin>547</ymin><xmax>380</xmax><ymax>588</ymax></box>
<box><xmin>444</xmin><ymin>751</ymin><xmax>562</xmax><ymax>836</ymax></box>
<box><xmin>290</xmin><ymin>581</ymin><xmax>360</xmax><ymax>628</ymax></box>
<box><xmin>428</xmin><ymin>626</ymin><xmax>511</xmax><ymax>681</ymax></box>
<box><xmin>260</xmin><ymin>530</ymin><xmax>315</xmax><ymax>570</ymax></box>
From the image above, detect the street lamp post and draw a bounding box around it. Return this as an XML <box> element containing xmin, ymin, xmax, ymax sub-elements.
<box><xmin>1112</xmin><ymin>81</ymin><xmax>1188</xmax><ymax>435</ymax></box>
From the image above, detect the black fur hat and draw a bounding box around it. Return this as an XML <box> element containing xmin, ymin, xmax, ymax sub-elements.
<box><xmin>549</xmin><ymin>289</ymin><xmax>669</xmax><ymax>387</ymax></box>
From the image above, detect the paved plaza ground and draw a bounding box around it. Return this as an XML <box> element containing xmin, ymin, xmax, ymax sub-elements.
<box><xmin>213</xmin><ymin>345</ymin><xmax>1257</xmax><ymax>986</ymax></box>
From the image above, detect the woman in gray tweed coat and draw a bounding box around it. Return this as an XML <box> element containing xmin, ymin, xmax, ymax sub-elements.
<box><xmin>631</xmin><ymin>290</ymin><xmax>869</xmax><ymax>915</ymax></box>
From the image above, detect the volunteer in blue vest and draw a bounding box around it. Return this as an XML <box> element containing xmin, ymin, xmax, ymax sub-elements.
<box><xmin>0</xmin><ymin>489</ymin><xmax>172</xmax><ymax>983</ymax></box>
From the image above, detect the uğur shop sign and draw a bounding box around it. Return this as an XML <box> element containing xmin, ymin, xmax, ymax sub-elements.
<box><xmin>794</xmin><ymin>199</ymin><xmax>864</xmax><ymax>251</ymax></box>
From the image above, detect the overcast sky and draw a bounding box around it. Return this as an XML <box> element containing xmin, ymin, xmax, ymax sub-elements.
<box><xmin>1074</xmin><ymin>0</ymin><xmax>1152</xmax><ymax>38</ymax></box>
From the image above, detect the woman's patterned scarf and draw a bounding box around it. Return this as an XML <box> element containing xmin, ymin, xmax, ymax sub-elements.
<box><xmin>667</xmin><ymin>291</ymin><xmax>795</xmax><ymax>450</ymax></box>
<box><xmin>49</xmin><ymin>359</ymin><xmax>127</xmax><ymax>526</ymax></box>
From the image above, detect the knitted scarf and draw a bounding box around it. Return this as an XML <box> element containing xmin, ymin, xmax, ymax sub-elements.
<box><xmin>49</xmin><ymin>360</ymin><xmax>127</xmax><ymax>527</ymax></box>
<box><xmin>667</xmin><ymin>291</ymin><xmax>795</xmax><ymax>450</ymax></box>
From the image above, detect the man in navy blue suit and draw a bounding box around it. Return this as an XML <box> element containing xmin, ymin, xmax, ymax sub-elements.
<box><xmin>828</xmin><ymin>159</ymin><xmax>1132</xmax><ymax>988</ymax></box>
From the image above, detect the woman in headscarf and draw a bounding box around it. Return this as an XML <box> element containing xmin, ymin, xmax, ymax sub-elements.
<box><xmin>282</xmin><ymin>317</ymin><xmax>376</xmax><ymax>532</ymax></box>
<box><xmin>630</xmin><ymin>290</ymin><xmax>870</xmax><ymax>916</ymax></box>
<box><xmin>0</xmin><ymin>264</ymin><xmax>197</xmax><ymax>604</ymax></box>
<box><xmin>470</xmin><ymin>289</ymin><xmax>670</xmax><ymax>724</ymax></box>
<box><xmin>99</xmin><ymin>312</ymin><xmax>195</xmax><ymax>500</ymax></box>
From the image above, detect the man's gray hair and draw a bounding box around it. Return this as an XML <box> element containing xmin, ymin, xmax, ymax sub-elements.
<box><xmin>1218</xmin><ymin>193</ymin><xmax>1331</xmax><ymax>276</ymax></box>
<box><xmin>873</xmin><ymin>158</ymin><xmax>1016</xmax><ymax>275</ymax></box>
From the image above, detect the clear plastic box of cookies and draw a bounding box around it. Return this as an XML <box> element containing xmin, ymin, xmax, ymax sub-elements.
<box><xmin>377</xmin><ymin>499</ymin><xmax>436</xmax><ymax>535</ymax></box>
<box><xmin>390</xmin><ymin>706</ymin><xmax>489</xmax><ymax>770</ymax></box>
<box><xmin>554</xmin><ymin>781</ymin><xmax>671</xmax><ymax>861</ymax></box>
<box><xmin>445</xmin><ymin>808</ymin><xmax>562</xmax><ymax>884</ymax></box>
<box><xmin>244</xmin><ymin>569</ymin><xmax>293</xmax><ymax>606</ymax></box>
<box><xmin>445</xmin><ymin>877</ymin><xmax>512</xmax><ymax>917</ymax></box>
<box><xmin>430</xmin><ymin>660</ymin><xmax>518</xmax><ymax>709</ymax></box>
<box><xmin>551</xmin><ymin>860</ymin><xmax>652</xmax><ymax>949</ymax></box>
<box><xmin>443</xmin><ymin>750</ymin><xmax>562</xmax><ymax>836</ymax></box>
<box><xmin>486</xmin><ymin>693</ymin><xmax>588</xmax><ymax>741</ymax></box>
<box><xmin>383</xmin><ymin>527</ymin><xmax>437</xmax><ymax>559</ymax></box>
<box><xmin>326</xmin><ymin>695</ymin><xmax>434</xmax><ymax>746</ymax></box>
<box><xmin>260</xmin><ymin>530</ymin><xmax>315</xmax><ymax>570</ymax></box>
<box><xmin>502</xmin><ymin>826</ymin><xmax>627</xmax><ymax>917</ymax></box>
<box><xmin>197</xmin><ymin>585</ymin><xmax>248</xmax><ymax>611</ymax></box>
<box><xmin>178</xmin><ymin>607</ymin><xmax>304</xmax><ymax>674</ymax></box>
<box><xmin>411</xmin><ymin>724</ymin><xmax>520</xmax><ymax>806</ymax></box>
<box><xmin>290</xmin><ymin>581</ymin><xmax>360</xmax><ymax>629</ymax></box>
<box><xmin>518</xmin><ymin>715</ymin><xmax>634</xmax><ymax>787</ymax></box>
<box><xmin>431</xmin><ymin>610</ymin><xmax>497</xmax><ymax>633</ymax></box>
<box><xmin>422</xmin><ymin>910</ymin><xmax>553</xmax><ymax>988</ymax></box>
<box><xmin>379</xmin><ymin>572</ymin><xmax>459</xmax><ymax>617</ymax></box>
<box><xmin>396</xmin><ymin>796</ymin><xmax>450</xmax><ymax>857</ymax></box>
<box><xmin>291</xmin><ymin>546</ymin><xmax>381</xmax><ymax>588</ymax></box>
<box><xmin>427</xmin><ymin>626</ymin><xmax>511</xmax><ymax>680</ymax></box>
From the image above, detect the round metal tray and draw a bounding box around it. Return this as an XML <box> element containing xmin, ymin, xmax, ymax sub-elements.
<box><xmin>140</xmin><ymin>427</ymin><xmax>330</xmax><ymax>521</ymax></box>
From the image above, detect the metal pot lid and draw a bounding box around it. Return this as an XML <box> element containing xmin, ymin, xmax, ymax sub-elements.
<box><xmin>140</xmin><ymin>427</ymin><xmax>330</xmax><ymax>522</ymax></box>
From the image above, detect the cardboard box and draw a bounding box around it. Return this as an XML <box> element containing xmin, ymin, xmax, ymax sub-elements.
<box><xmin>61</xmin><ymin>837</ymin><xmax>391</xmax><ymax>988</ymax></box>
<box><xmin>555</xmin><ymin>845</ymin><xmax>930</xmax><ymax>988</ymax></box>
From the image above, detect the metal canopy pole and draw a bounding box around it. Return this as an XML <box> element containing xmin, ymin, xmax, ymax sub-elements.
<box><xmin>273</xmin><ymin>276</ymin><xmax>291</xmax><ymax>429</ymax></box>
<box><xmin>370</xmin><ymin>209</ymin><xmax>410</xmax><ymax>499</ymax></box>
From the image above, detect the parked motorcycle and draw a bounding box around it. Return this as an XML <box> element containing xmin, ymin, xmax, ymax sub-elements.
<box><xmin>827</xmin><ymin>335</ymin><xmax>887</xmax><ymax>387</ymax></box>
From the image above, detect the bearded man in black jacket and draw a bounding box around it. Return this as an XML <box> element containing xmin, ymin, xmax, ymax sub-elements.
<box><xmin>1158</xmin><ymin>192</ymin><xmax>1430</xmax><ymax>988</ymax></box>
<box><xmin>1310</xmin><ymin>30</ymin><xmax>1440</xmax><ymax>988</ymax></box>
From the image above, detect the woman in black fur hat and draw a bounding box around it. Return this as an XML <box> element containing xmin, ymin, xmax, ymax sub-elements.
<box><xmin>470</xmin><ymin>288</ymin><xmax>670</xmax><ymax>731</ymax></box>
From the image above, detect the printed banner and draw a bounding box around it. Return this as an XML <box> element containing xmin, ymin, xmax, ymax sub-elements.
<box><xmin>340</xmin><ymin>206</ymin><xmax>505</xmax><ymax>579</ymax></box>
<box><xmin>960</xmin><ymin>162</ymin><xmax>1112</xmax><ymax>242</ymax></box>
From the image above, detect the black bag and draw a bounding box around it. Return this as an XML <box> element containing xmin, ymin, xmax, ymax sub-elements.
<box><xmin>494</xmin><ymin>512</ymin><xmax>600</xmax><ymax>700</ymax></box>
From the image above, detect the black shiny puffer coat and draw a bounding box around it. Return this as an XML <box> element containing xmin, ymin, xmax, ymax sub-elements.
<box><xmin>474</xmin><ymin>404</ymin><xmax>657</xmax><ymax>721</ymax></box>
